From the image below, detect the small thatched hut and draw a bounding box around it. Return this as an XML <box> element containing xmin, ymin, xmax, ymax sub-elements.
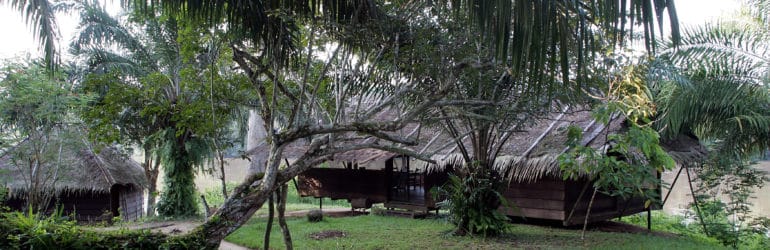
<box><xmin>1</xmin><ymin>141</ymin><xmax>146</xmax><ymax>222</ymax></box>
<box><xmin>293</xmin><ymin>108</ymin><xmax>707</xmax><ymax>224</ymax></box>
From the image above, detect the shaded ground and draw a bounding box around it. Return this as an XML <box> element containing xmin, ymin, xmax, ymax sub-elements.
<box><xmin>88</xmin><ymin>208</ymin><xmax>356</xmax><ymax>249</ymax></box>
<box><xmin>309</xmin><ymin>230</ymin><xmax>347</xmax><ymax>240</ymax></box>
<box><xmin>589</xmin><ymin>221</ymin><xmax>678</xmax><ymax>238</ymax></box>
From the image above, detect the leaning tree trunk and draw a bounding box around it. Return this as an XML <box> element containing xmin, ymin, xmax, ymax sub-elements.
<box><xmin>582</xmin><ymin>187</ymin><xmax>599</xmax><ymax>240</ymax></box>
<box><xmin>190</xmin><ymin>145</ymin><xmax>285</xmax><ymax>247</ymax></box>
<box><xmin>277</xmin><ymin>183</ymin><xmax>293</xmax><ymax>250</ymax></box>
<box><xmin>217</xmin><ymin>150</ymin><xmax>228</xmax><ymax>199</ymax></box>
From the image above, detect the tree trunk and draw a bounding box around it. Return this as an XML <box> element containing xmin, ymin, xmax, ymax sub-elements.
<box><xmin>145</xmin><ymin>154</ymin><xmax>161</xmax><ymax>217</ymax></box>
<box><xmin>247</xmin><ymin>110</ymin><xmax>268</xmax><ymax>174</ymax></box>
<box><xmin>192</xmin><ymin>144</ymin><xmax>286</xmax><ymax>247</ymax></box>
<box><xmin>581</xmin><ymin>187</ymin><xmax>598</xmax><ymax>240</ymax></box>
<box><xmin>146</xmin><ymin>178</ymin><xmax>158</xmax><ymax>216</ymax></box>
<box><xmin>218</xmin><ymin>151</ymin><xmax>228</xmax><ymax>199</ymax></box>
<box><xmin>264</xmin><ymin>193</ymin><xmax>274</xmax><ymax>250</ymax></box>
<box><xmin>277</xmin><ymin>183</ymin><xmax>293</xmax><ymax>250</ymax></box>
<box><xmin>157</xmin><ymin>139</ymin><xmax>199</xmax><ymax>217</ymax></box>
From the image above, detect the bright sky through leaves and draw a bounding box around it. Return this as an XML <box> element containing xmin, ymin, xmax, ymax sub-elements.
<box><xmin>0</xmin><ymin>0</ymin><xmax>741</xmax><ymax>60</ymax></box>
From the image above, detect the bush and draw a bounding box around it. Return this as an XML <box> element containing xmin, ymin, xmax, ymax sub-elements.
<box><xmin>370</xmin><ymin>205</ymin><xmax>387</xmax><ymax>216</ymax></box>
<box><xmin>620</xmin><ymin>211</ymin><xmax>770</xmax><ymax>248</ymax></box>
<box><xmin>307</xmin><ymin>210</ymin><xmax>324</xmax><ymax>222</ymax></box>
<box><xmin>433</xmin><ymin>165</ymin><xmax>509</xmax><ymax>237</ymax></box>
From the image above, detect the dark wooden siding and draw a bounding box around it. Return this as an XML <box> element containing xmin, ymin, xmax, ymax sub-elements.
<box><xmin>297</xmin><ymin>166</ymin><xmax>451</xmax><ymax>210</ymax></box>
<box><xmin>5</xmin><ymin>192</ymin><xmax>114</xmax><ymax>222</ymax></box>
<box><xmin>500</xmin><ymin>177</ymin><xmax>566</xmax><ymax>221</ymax></box>
<box><xmin>562</xmin><ymin>179</ymin><xmax>652</xmax><ymax>225</ymax></box>
<box><xmin>500</xmin><ymin>177</ymin><xmax>656</xmax><ymax>225</ymax></box>
<box><xmin>297</xmin><ymin>168</ymin><xmax>389</xmax><ymax>204</ymax></box>
<box><xmin>59</xmin><ymin>192</ymin><xmax>113</xmax><ymax>221</ymax></box>
<box><xmin>421</xmin><ymin>168</ymin><xmax>451</xmax><ymax>207</ymax></box>
<box><xmin>3</xmin><ymin>187</ymin><xmax>144</xmax><ymax>222</ymax></box>
<box><xmin>117</xmin><ymin>184</ymin><xmax>144</xmax><ymax>221</ymax></box>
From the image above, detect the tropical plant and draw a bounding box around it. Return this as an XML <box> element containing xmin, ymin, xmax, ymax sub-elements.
<box><xmin>558</xmin><ymin>58</ymin><xmax>676</xmax><ymax>238</ymax></box>
<box><xmin>72</xmin><ymin>3</ymin><xmax>252</xmax><ymax>218</ymax></box>
<box><xmin>649</xmin><ymin>4</ymin><xmax>770</xmax><ymax>246</ymax></box>
<box><xmin>410</xmin><ymin>1</ymin><xmax>676</xmax><ymax>236</ymax></box>
<box><xmin>434</xmin><ymin>166</ymin><xmax>510</xmax><ymax>237</ymax></box>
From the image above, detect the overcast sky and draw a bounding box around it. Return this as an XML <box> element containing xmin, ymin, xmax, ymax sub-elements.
<box><xmin>0</xmin><ymin>0</ymin><xmax>743</xmax><ymax>60</ymax></box>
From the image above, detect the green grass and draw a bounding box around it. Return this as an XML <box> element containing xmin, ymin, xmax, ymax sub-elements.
<box><xmin>201</xmin><ymin>181</ymin><xmax>350</xmax><ymax>217</ymax></box>
<box><xmin>227</xmin><ymin>214</ymin><xmax>727</xmax><ymax>250</ymax></box>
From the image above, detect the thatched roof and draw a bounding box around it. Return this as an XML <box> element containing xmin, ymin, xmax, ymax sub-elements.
<box><xmin>429</xmin><ymin>108</ymin><xmax>707</xmax><ymax>182</ymax></box>
<box><xmin>281</xmin><ymin>109</ymin><xmax>457</xmax><ymax>165</ymax></box>
<box><xmin>280</xmin><ymin>107</ymin><xmax>707</xmax><ymax>182</ymax></box>
<box><xmin>1</xmin><ymin>139</ymin><xmax>147</xmax><ymax>198</ymax></box>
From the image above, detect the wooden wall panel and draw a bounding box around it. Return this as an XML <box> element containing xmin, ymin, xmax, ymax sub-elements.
<box><xmin>298</xmin><ymin>168</ymin><xmax>389</xmax><ymax>203</ymax></box>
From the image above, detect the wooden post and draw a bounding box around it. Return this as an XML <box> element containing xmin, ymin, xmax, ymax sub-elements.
<box><xmin>686</xmin><ymin>165</ymin><xmax>710</xmax><ymax>237</ymax></box>
<box><xmin>647</xmin><ymin>207</ymin><xmax>652</xmax><ymax>231</ymax></box>
<box><xmin>319</xmin><ymin>197</ymin><xmax>323</xmax><ymax>211</ymax></box>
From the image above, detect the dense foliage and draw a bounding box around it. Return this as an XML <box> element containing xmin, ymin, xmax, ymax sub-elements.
<box><xmin>434</xmin><ymin>166</ymin><xmax>509</xmax><ymax>236</ymax></box>
<box><xmin>73</xmin><ymin>3</ymin><xmax>253</xmax><ymax>218</ymax></box>
<box><xmin>0</xmin><ymin>60</ymin><xmax>90</xmax><ymax>212</ymax></box>
<box><xmin>652</xmin><ymin>13</ymin><xmax>770</xmax><ymax>247</ymax></box>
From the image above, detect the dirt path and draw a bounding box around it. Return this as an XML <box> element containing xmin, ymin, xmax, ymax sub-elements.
<box><xmin>90</xmin><ymin>208</ymin><xmax>354</xmax><ymax>249</ymax></box>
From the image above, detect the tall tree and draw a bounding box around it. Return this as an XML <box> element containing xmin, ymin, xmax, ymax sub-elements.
<box><xmin>73</xmin><ymin>3</ymin><xmax>252</xmax><ymax>217</ymax></box>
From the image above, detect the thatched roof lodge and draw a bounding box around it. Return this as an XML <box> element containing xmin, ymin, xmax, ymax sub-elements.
<box><xmin>1</xmin><ymin>140</ymin><xmax>146</xmax><ymax>222</ymax></box>
<box><xmin>294</xmin><ymin>107</ymin><xmax>707</xmax><ymax>224</ymax></box>
<box><xmin>444</xmin><ymin>109</ymin><xmax>707</xmax><ymax>225</ymax></box>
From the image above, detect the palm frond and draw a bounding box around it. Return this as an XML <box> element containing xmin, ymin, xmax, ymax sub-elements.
<box><xmin>3</xmin><ymin>0</ymin><xmax>61</xmax><ymax>72</ymax></box>
<box><xmin>70</xmin><ymin>1</ymin><xmax>157</xmax><ymax>72</ymax></box>
<box><xmin>662</xmin><ymin>23</ymin><xmax>770</xmax><ymax>74</ymax></box>
<box><xmin>451</xmin><ymin>0</ymin><xmax>680</xmax><ymax>61</ymax></box>
<box><xmin>126</xmin><ymin>0</ymin><xmax>389</xmax><ymax>66</ymax></box>
<box><xmin>76</xmin><ymin>48</ymin><xmax>146</xmax><ymax>77</ymax></box>
<box><xmin>745</xmin><ymin>0</ymin><xmax>770</xmax><ymax>30</ymax></box>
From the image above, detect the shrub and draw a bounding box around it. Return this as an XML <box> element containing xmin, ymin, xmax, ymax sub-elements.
<box><xmin>433</xmin><ymin>165</ymin><xmax>509</xmax><ymax>237</ymax></box>
<box><xmin>0</xmin><ymin>209</ymin><xmax>217</xmax><ymax>249</ymax></box>
<box><xmin>370</xmin><ymin>205</ymin><xmax>387</xmax><ymax>216</ymax></box>
<box><xmin>307</xmin><ymin>210</ymin><xmax>324</xmax><ymax>222</ymax></box>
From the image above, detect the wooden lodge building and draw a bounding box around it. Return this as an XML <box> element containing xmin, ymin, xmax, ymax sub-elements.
<box><xmin>294</xmin><ymin>108</ymin><xmax>707</xmax><ymax>225</ymax></box>
<box><xmin>1</xmin><ymin>140</ymin><xmax>147</xmax><ymax>222</ymax></box>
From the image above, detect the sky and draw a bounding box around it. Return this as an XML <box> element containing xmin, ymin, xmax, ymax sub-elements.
<box><xmin>0</xmin><ymin>0</ymin><xmax>744</xmax><ymax>61</ymax></box>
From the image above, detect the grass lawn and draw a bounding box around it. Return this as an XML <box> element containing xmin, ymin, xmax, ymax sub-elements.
<box><xmin>203</xmin><ymin>181</ymin><xmax>350</xmax><ymax>217</ymax></box>
<box><xmin>227</xmin><ymin>214</ymin><xmax>727</xmax><ymax>250</ymax></box>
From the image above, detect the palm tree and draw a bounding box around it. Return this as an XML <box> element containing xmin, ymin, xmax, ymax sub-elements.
<box><xmin>656</xmin><ymin>21</ymin><xmax>770</xmax><ymax>156</ymax></box>
<box><xmin>651</xmin><ymin>14</ymin><xmax>770</xmax><ymax>244</ymax></box>
<box><xmin>72</xmin><ymin>2</ymin><xmax>249</xmax><ymax>217</ymax></box>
